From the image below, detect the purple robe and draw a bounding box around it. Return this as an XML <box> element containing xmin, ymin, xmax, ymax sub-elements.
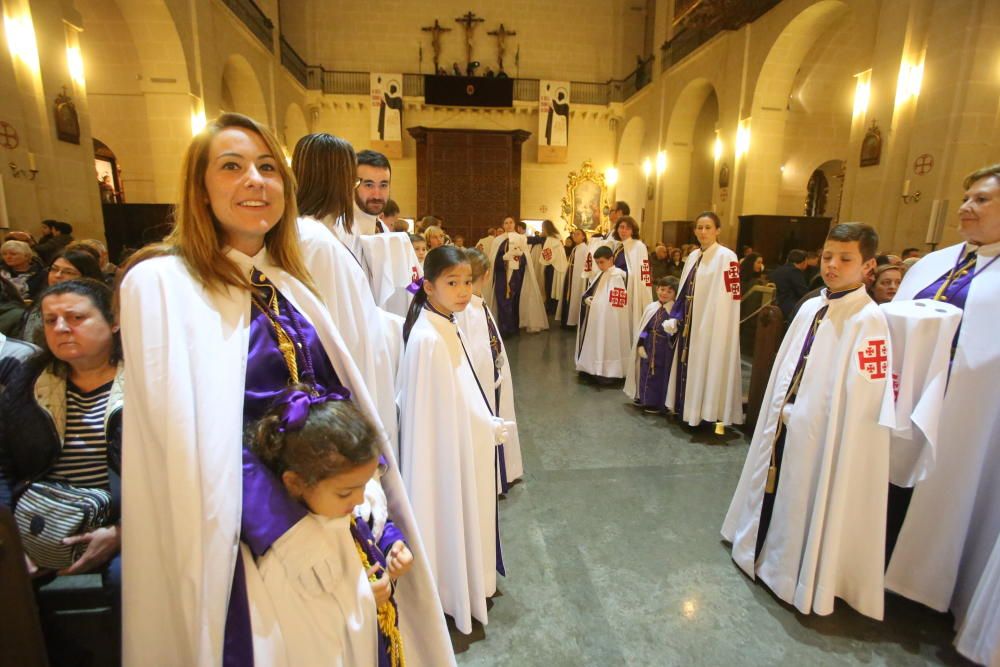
<box><xmin>613</xmin><ymin>244</ymin><xmax>628</xmax><ymax>276</ymax></box>
<box><xmin>493</xmin><ymin>238</ymin><xmax>525</xmax><ymax>337</ymax></box>
<box><xmin>635</xmin><ymin>303</ymin><xmax>671</xmax><ymax>408</ymax></box>
<box><xmin>224</xmin><ymin>269</ymin><xmax>347</xmax><ymax>666</ymax></box>
<box><xmin>667</xmin><ymin>255</ymin><xmax>701</xmax><ymax>417</ymax></box>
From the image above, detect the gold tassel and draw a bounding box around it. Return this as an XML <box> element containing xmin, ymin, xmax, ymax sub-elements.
<box><xmin>352</xmin><ymin>519</ymin><xmax>406</xmax><ymax>667</ymax></box>
<box><xmin>765</xmin><ymin>465</ymin><xmax>777</xmax><ymax>494</ymax></box>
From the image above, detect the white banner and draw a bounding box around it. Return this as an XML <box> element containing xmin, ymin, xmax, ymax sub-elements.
<box><xmin>370</xmin><ymin>73</ymin><xmax>403</xmax><ymax>157</ymax></box>
<box><xmin>539</xmin><ymin>80</ymin><xmax>570</xmax><ymax>163</ymax></box>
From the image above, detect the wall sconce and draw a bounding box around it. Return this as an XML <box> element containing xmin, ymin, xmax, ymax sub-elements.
<box><xmin>605</xmin><ymin>166</ymin><xmax>619</xmax><ymax>187</ymax></box>
<box><xmin>713</xmin><ymin>136</ymin><xmax>723</xmax><ymax>162</ymax></box>
<box><xmin>9</xmin><ymin>152</ymin><xmax>38</xmax><ymax>180</ymax></box>
<box><xmin>735</xmin><ymin>120</ymin><xmax>751</xmax><ymax>158</ymax></box>
<box><xmin>655</xmin><ymin>150</ymin><xmax>667</xmax><ymax>176</ymax></box>
<box><xmin>853</xmin><ymin>70</ymin><xmax>872</xmax><ymax>118</ymax></box>
<box><xmin>190</xmin><ymin>107</ymin><xmax>207</xmax><ymax>136</ymax></box>
<box><xmin>642</xmin><ymin>158</ymin><xmax>654</xmax><ymax>200</ymax></box>
<box><xmin>901</xmin><ymin>179</ymin><xmax>921</xmax><ymax>204</ymax></box>
<box><xmin>66</xmin><ymin>46</ymin><xmax>85</xmax><ymax>87</ymax></box>
<box><xmin>4</xmin><ymin>11</ymin><xmax>40</xmax><ymax>73</ymax></box>
<box><xmin>896</xmin><ymin>61</ymin><xmax>923</xmax><ymax>106</ymax></box>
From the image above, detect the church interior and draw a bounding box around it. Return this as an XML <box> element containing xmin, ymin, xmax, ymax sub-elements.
<box><xmin>1</xmin><ymin>0</ymin><xmax>999</xmax><ymax>665</ymax></box>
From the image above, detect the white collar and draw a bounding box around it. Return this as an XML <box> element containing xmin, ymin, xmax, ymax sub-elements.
<box><xmin>224</xmin><ymin>245</ymin><xmax>267</xmax><ymax>272</ymax></box>
<box><xmin>353</xmin><ymin>203</ymin><xmax>380</xmax><ymax>230</ymax></box>
<box><xmin>820</xmin><ymin>283</ymin><xmax>869</xmax><ymax>307</ymax></box>
<box><xmin>967</xmin><ymin>239</ymin><xmax>1000</xmax><ymax>258</ymax></box>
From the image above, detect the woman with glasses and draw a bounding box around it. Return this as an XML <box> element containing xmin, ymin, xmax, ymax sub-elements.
<box><xmin>19</xmin><ymin>248</ymin><xmax>104</xmax><ymax>344</ymax></box>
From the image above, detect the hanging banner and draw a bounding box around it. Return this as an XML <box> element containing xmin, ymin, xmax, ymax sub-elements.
<box><xmin>370</xmin><ymin>73</ymin><xmax>403</xmax><ymax>158</ymax></box>
<box><xmin>538</xmin><ymin>80</ymin><xmax>570</xmax><ymax>163</ymax></box>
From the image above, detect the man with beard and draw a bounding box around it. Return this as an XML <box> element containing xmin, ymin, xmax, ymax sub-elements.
<box><xmin>354</xmin><ymin>150</ymin><xmax>392</xmax><ymax>236</ymax></box>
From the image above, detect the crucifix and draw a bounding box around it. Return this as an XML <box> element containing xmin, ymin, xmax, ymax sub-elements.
<box><xmin>421</xmin><ymin>19</ymin><xmax>452</xmax><ymax>73</ymax></box>
<box><xmin>487</xmin><ymin>23</ymin><xmax>517</xmax><ymax>74</ymax></box>
<box><xmin>454</xmin><ymin>11</ymin><xmax>485</xmax><ymax>69</ymax></box>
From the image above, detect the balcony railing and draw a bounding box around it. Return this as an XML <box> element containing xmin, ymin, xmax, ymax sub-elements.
<box><xmin>280</xmin><ymin>36</ymin><xmax>307</xmax><ymax>87</ymax></box>
<box><xmin>221</xmin><ymin>0</ymin><xmax>273</xmax><ymax>52</ymax></box>
<box><xmin>660</xmin><ymin>0</ymin><xmax>782</xmax><ymax>72</ymax></box>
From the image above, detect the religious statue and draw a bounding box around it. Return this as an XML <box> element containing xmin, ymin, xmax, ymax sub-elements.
<box><xmin>455</xmin><ymin>11</ymin><xmax>485</xmax><ymax>72</ymax></box>
<box><xmin>421</xmin><ymin>19</ymin><xmax>452</xmax><ymax>73</ymax></box>
<box><xmin>487</xmin><ymin>23</ymin><xmax>517</xmax><ymax>75</ymax></box>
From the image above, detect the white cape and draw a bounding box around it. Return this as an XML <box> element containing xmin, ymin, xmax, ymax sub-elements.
<box><xmin>120</xmin><ymin>249</ymin><xmax>455</xmax><ymax>667</ymax></box>
<box><xmin>398</xmin><ymin>308</ymin><xmax>499</xmax><ymax>634</ymax></box>
<box><xmin>721</xmin><ymin>286</ymin><xmax>895</xmax><ymax>620</ymax></box>
<box><xmin>483</xmin><ymin>232</ymin><xmax>549</xmax><ymax>333</ymax></box>
<box><xmin>665</xmin><ymin>243</ymin><xmax>744</xmax><ymax>426</ymax></box>
<box><xmin>614</xmin><ymin>238</ymin><xmax>653</xmax><ymax>337</ymax></box>
<box><xmin>575</xmin><ymin>267</ymin><xmax>631</xmax><ymax>377</ymax></box>
<box><xmin>455</xmin><ymin>294</ymin><xmax>524</xmax><ymax>484</ymax></box>
<box><xmin>886</xmin><ymin>242</ymin><xmax>1000</xmax><ymax>626</ymax></box>
<box><xmin>358</xmin><ymin>232</ymin><xmax>422</xmax><ymax>318</ymax></box>
<box><xmin>539</xmin><ymin>236</ymin><xmax>569</xmax><ymax>301</ymax></box>
<box><xmin>956</xmin><ymin>533</ymin><xmax>1000</xmax><ymax>666</ymax></box>
<box><xmin>298</xmin><ymin>216</ymin><xmax>403</xmax><ymax>447</ymax></box>
<box><xmin>556</xmin><ymin>243</ymin><xmax>590</xmax><ymax>325</ymax></box>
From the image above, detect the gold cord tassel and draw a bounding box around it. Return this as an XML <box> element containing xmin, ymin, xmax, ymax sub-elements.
<box><xmin>352</xmin><ymin>519</ymin><xmax>406</xmax><ymax>667</ymax></box>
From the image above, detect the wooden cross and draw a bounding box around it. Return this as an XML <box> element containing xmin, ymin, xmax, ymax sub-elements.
<box><xmin>421</xmin><ymin>19</ymin><xmax>452</xmax><ymax>71</ymax></box>
<box><xmin>454</xmin><ymin>11</ymin><xmax>485</xmax><ymax>67</ymax></box>
<box><xmin>487</xmin><ymin>23</ymin><xmax>517</xmax><ymax>73</ymax></box>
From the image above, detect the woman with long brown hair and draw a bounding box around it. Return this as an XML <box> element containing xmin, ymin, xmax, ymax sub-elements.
<box><xmin>119</xmin><ymin>113</ymin><xmax>454</xmax><ymax>666</ymax></box>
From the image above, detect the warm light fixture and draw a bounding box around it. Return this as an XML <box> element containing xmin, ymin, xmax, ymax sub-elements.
<box><xmin>642</xmin><ymin>158</ymin><xmax>653</xmax><ymax>178</ymax></box>
<box><xmin>735</xmin><ymin>120</ymin><xmax>751</xmax><ymax>157</ymax></box>
<box><xmin>66</xmin><ymin>46</ymin><xmax>85</xmax><ymax>87</ymax></box>
<box><xmin>190</xmin><ymin>108</ymin><xmax>207</xmax><ymax>135</ymax></box>
<box><xmin>853</xmin><ymin>70</ymin><xmax>871</xmax><ymax>118</ymax></box>
<box><xmin>713</xmin><ymin>136</ymin><xmax>723</xmax><ymax>162</ymax></box>
<box><xmin>605</xmin><ymin>166</ymin><xmax>619</xmax><ymax>187</ymax></box>
<box><xmin>896</xmin><ymin>60</ymin><xmax>924</xmax><ymax>105</ymax></box>
<box><xmin>4</xmin><ymin>11</ymin><xmax>40</xmax><ymax>73</ymax></box>
<box><xmin>655</xmin><ymin>150</ymin><xmax>667</xmax><ymax>175</ymax></box>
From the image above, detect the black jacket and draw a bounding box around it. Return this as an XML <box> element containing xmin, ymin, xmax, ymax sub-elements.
<box><xmin>770</xmin><ymin>263</ymin><xmax>809</xmax><ymax>319</ymax></box>
<box><xmin>0</xmin><ymin>358</ymin><xmax>122</xmax><ymax>515</ymax></box>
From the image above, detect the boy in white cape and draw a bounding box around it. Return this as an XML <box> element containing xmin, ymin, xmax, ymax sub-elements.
<box><xmin>576</xmin><ymin>245</ymin><xmax>632</xmax><ymax>380</ymax></box>
<box><xmin>721</xmin><ymin>223</ymin><xmax>895</xmax><ymax>620</ymax></box>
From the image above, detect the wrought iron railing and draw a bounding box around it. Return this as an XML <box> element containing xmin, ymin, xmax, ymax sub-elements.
<box><xmin>221</xmin><ymin>0</ymin><xmax>273</xmax><ymax>52</ymax></box>
<box><xmin>279</xmin><ymin>36</ymin><xmax>307</xmax><ymax>87</ymax></box>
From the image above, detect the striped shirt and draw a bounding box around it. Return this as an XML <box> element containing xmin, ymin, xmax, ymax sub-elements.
<box><xmin>48</xmin><ymin>380</ymin><xmax>113</xmax><ymax>489</ymax></box>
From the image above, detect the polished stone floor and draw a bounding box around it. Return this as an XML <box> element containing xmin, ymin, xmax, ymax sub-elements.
<box><xmin>452</xmin><ymin>325</ymin><xmax>972</xmax><ymax>667</ymax></box>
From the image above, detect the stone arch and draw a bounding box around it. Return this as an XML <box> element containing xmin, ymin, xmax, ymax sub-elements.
<box><xmin>283</xmin><ymin>103</ymin><xmax>309</xmax><ymax>151</ymax></box>
<box><xmin>616</xmin><ymin>116</ymin><xmax>646</xmax><ymax>219</ymax></box>
<box><xmin>222</xmin><ymin>54</ymin><xmax>269</xmax><ymax>125</ymax></box>
<box><xmin>661</xmin><ymin>78</ymin><xmax>720</xmax><ymax>220</ymax></box>
<box><xmin>742</xmin><ymin>0</ymin><xmax>852</xmax><ymax>215</ymax></box>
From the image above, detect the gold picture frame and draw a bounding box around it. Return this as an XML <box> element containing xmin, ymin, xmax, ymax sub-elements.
<box><xmin>561</xmin><ymin>160</ymin><xmax>609</xmax><ymax>235</ymax></box>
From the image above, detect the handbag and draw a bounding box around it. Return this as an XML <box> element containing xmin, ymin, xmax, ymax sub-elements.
<box><xmin>14</xmin><ymin>480</ymin><xmax>113</xmax><ymax>569</ymax></box>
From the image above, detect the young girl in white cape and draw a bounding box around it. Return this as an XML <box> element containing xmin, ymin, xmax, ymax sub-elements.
<box><xmin>557</xmin><ymin>229</ymin><xmax>591</xmax><ymax>328</ymax></box>
<box><xmin>456</xmin><ymin>247</ymin><xmax>525</xmax><ymax>492</ymax></box>
<box><xmin>250</xmin><ymin>388</ymin><xmax>410</xmax><ymax>667</ymax></box>
<box><xmin>398</xmin><ymin>246</ymin><xmax>512</xmax><ymax>634</ymax></box>
<box><xmin>576</xmin><ymin>245</ymin><xmax>632</xmax><ymax>380</ymax></box>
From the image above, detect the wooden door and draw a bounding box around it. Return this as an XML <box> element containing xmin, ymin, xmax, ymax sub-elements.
<box><xmin>409</xmin><ymin>127</ymin><xmax>531</xmax><ymax>244</ymax></box>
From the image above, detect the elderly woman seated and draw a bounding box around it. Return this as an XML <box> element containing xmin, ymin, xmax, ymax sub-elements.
<box><xmin>0</xmin><ymin>279</ymin><xmax>123</xmax><ymax>662</ymax></box>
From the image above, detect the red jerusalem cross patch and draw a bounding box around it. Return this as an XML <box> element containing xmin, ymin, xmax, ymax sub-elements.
<box><xmin>584</xmin><ymin>253</ymin><xmax>593</xmax><ymax>272</ymax></box>
<box><xmin>411</xmin><ymin>266</ymin><xmax>419</xmax><ymax>283</ymax></box>
<box><xmin>724</xmin><ymin>262</ymin><xmax>741</xmax><ymax>300</ymax></box>
<box><xmin>857</xmin><ymin>338</ymin><xmax>889</xmax><ymax>382</ymax></box>
<box><xmin>641</xmin><ymin>258</ymin><xmax>652</xmax><ymax>287</ymax></box>
<box><xmin>542</xmin><ymin>247</ymin><xmax>553</xmax><ymax>261</ymax></box>
<box><xmin>609</xmin><ymin>287</ymin><xmax>628</xmax><ymax>308</ymax></box>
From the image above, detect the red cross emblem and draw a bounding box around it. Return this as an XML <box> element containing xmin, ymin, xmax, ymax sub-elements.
<box><xmin>411</xmin><ymin>266</ymin><xmax>419</xmax><ymax>283</ymax></box>
<box><xmin>913</xmin><ymin>153</ymin><xmax>934</xmax><ymax>176</ymax></box>
<box><xmin>641</xmin><ymin>258</ymin><xmax>652</xmax><ymax>287</ymax></box>
<box><xmin>857</xmin><ymin>338</ymin><xmax>888</xmax><ymax>382</ymax></box>
<box><xmin>584</xmin><ymin>253</ymin><xmax>593</xmax><ymax>272</ymax></box>
<box><xmin>724</xmin><ymin>261</ymin><xmax>741</xmax><ymax>300</ymax></box>
<box><xmin>0</xmin><ymin>121</ymin><xmax>18</xmax><ymax>149</ymax></box>
<box><xmin>609</xmin><ymin>287</ymin><xmax>628</xmax><ymax>308</ymax></box>
<box><xmin>542</xmin><ymin>247</ymin><xmax>553</xmax><ymax>261</ymax></box>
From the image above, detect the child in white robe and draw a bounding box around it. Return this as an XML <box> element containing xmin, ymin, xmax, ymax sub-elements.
<box><xmin>456</xmin><ymin>247</ymin><xmax>524</xmax><ymax>492</ymax></box>
<box><xmin>398</xmin><ymin>246</ymin><xmax>511</xmax><ymax>634</ymax></box>
<box><xmin>576</xmin><ymin>245</ymin><xmax>632</xmax><ymax>381</ymax></box>
<box><xmin>409</xmin><ymin>233</ymin><xmax>427</xmax><ymax>271</ymax></box>
<box><xmin>250</xmin><ymin>387</ymin><xmax>414</xmax><ymax>667</ymax></box>
<box><xmin>721</xmin><ymin>223</ymin><xmax>895</xmax><ymax>621</ymax></box>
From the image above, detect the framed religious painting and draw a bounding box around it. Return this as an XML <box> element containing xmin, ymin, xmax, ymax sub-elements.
<box><xmin>54</xmin><ymin>88</ymin><xmax>80</xmax><ymax>145</ymax></box>
<box><xmin>561</xmin><ymin>160</ymin><xmax>610</xmax><ymax>235</ymax></box>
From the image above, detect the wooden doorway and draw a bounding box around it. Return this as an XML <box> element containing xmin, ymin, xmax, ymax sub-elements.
<box><xmin>408</xmin><ymin>127</ymin><xmax>530</xmax><ymax>243</ymax></box>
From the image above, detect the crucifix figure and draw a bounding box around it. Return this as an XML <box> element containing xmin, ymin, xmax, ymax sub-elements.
<box><xmin>421</xmin><ymin>19</ymin><xmax>452</xmax><ymax>73</ymax></box>
<box><xmin>454</xmin><ymin>11</ymin><xmax>485</xmax><ymax>70</ymax></box>
<box><xmin>487</xmin><ymin>23</ymin><xmax>517</xmax><ymax>74</ymax></box>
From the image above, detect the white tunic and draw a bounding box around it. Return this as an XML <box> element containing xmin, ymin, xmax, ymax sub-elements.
<box><xmin>120</xmin><ymin>248</ymin><xmax>455</xmax><ymax>667</ymax></box>
<box><xmin>455</xmin><ymin>294</ymin><xmax>524</xmax><ymax>485</ymax></box>
<box><xmin>886</xmin><ymin>241</ymin><xmax>1000</xmax><ymax>626</ymax></box>
<box><xmin>556</xmin><ymin>242</ymin><xmax>590</xmax><ymax>325</ymax></box>
<box><xmin>398</xmin><ymin>308</ymin><xmax>499</xmax><ymax>634</ymax></box>
<box><xmin>613</xmin><ymin>238</ymin><xmax>653</xmax><ymax>338</ymax></box>
<box><xmin>538</xmin><ymin>236</ymin><xmax>569</xmax><ymax>301</ymax></box>
<box><xmin>483</xmin><ymin>232</ymin><xmax>549</xmax><ymax>333</ymax></box>
<box><xmin>956</xmin><ymin>532</ymin><xmax>1000</xmax><ymax>666</ymax></box>
<box><xmin>575</xmin><ymin>267</ymin><xmax>631</xmax><ymax>377</ymax></box>
<box><xmin>722</xmin><ymin>286</ymin><xmax>895</xmax><ymax>620</ymax></box>
<box><xmin>297</xmin><ymin>216</ymin><xmax>403</xmax><ymax>447</ymax></box>
<box><xmin>665</xmin><ymin>243</ymin><xmax>744</xmax><ymax>426</ymax></box>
